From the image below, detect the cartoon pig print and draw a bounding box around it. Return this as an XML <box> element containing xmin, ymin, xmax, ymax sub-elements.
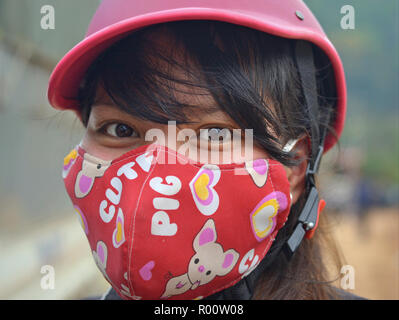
<box><xmin>74</xmin><ymin>153</ymin><xmax>111</xmax><ymax>198</ymax></box>
<box><xmin>160</xmin><ymin>219</ymin><xmax>239</xmax><ymax>299</ymax></box>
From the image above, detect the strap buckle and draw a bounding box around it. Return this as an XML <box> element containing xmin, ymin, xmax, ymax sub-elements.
<box><xmin>306</xmin><ymin>145</ymin><xmax>323</xmax><ymax>181</ymax></box>
<box><xmin>283</xmin><ymin>145</ymin><xmax>325</xmax><ymax>260</ymax></box>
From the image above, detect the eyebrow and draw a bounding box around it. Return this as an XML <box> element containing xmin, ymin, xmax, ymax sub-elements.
<box><xmin>92</xmin><ymin>101</ymin><xmax>116</xmax><ymax>108</ymax></box>
<box><xmin>92</xmin><ymin>100</ymin><xmax>224</xmax><ymax>115</ymax></box>
<box><xmin>90</xmin><ymin>97</ymin><xmax>235</xmax><ymax>127</ymax></box>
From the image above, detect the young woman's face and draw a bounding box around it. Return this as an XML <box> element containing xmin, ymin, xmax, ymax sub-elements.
<box><xmin>81</xmin><ymin>27</ymin><xmax>271</xmax><ymax>164</ymax></box>
<box><xmin>80</xmin><ymin>86</ymin><xmax>306</xmax><ymax>205</ymax></box>
<box><xmin>81</xmin><ymin>85</ymin><xmax>270</xmax><ymax>164</ymax></box>
<box><xmin>80</xmin><ymin>28</ymin><xmax>308</xmax><ymax>205</ymax></box>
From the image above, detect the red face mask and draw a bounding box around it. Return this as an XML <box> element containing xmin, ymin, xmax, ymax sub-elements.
<box><xmin>62</xmin><ymin>144</ymin><xmax>292</xmax><ymax>300</ymax></box>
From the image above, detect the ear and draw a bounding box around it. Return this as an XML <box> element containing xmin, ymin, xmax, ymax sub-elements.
<box><xmin>283</xmin><ymin>136</ymin><xmax>309</xmax><ymax>205</ymax></box>
<box><xmin>217</xmin><ymin>249</ymin><xmax>239</xmax><ymax>276</ymax></box>
<box><xmin>193</xmin><ymin>219</ymin><xmax>217</xmax><ymax>252</ymax></box>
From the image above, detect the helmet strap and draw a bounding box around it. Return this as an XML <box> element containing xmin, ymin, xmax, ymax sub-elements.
<box><xmin>283</xmin><ymin>41</ymin><xmax>331</xmax><ymax>259</ymax></box>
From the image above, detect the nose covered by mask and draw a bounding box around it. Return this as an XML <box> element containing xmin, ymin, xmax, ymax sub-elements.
<box><xmin>62</xmin><ymin>143</ymin><xmax>292</xmax><ymax>300</ymax></box>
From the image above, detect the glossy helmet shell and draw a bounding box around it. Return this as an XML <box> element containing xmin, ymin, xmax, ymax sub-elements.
<box><xmin>47</xmin><ymin>0</ymin><xmax>346</xmax><ymax>152</ymax></box>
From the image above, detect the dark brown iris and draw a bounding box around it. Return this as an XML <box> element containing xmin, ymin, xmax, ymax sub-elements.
<box><xmin>115</xmin><ymin>124</ymin><xmax>133</xmax><ymax>137</ymax></box>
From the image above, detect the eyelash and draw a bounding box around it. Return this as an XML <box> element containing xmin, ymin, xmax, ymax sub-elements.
<box><xmin>97</xmin><ymin>122</ymin><xmax>238</xmax><ymax>143</ymax></box>
<box><xmin>98</xmin><ymin>122</ymin><xmax>139</xmax><ymax>138</ymax></box>
<box><xmin>199</xmin><ymin>127</ymin><xmax>234</xmax><ymax>142</ymax></box>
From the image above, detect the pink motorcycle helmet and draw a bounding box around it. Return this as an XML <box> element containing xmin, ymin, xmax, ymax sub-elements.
<box><xmin>47</xmin><ymin>0</ymin><xmax>346</xmax><ymax>153</ymax></box>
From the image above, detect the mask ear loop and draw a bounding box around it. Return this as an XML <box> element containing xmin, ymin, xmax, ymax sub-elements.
<box><xmin>282</xmin><ymin>139</ymin><xmax>299</xmax><ymax>153</ymax></box>
<box><xmin>282</xmin><ymin>139</ymin><xmax>299</xmax><ymax>202</ymax></box>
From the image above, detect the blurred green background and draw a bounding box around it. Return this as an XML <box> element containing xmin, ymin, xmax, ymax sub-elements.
<box><xmin>0</xmin><ymin>0</ymin><xmax>398</xmax><ymax>299</ymax></box>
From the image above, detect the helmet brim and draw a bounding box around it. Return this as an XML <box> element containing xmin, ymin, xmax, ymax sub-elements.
<box><xmin>48</xmin><ymin>8</ymin><xmax>346</xmax><ymax>153</ymax></box>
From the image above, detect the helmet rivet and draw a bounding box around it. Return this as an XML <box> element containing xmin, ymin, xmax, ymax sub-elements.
<box><xmin>305</xmin><ymin>222</ymin><xmax>315</xmax><ymax>230</ymax></box>
<box><xmin>295</xmin><ymin>10</ymin><xmax>305</xmax><ymax>21</ymax></box>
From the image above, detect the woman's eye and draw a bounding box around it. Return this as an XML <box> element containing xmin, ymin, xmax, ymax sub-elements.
<box><xmin>104</xmin><ymin>123</ymin><xmax>137</xmax><ymax>138</ymax></box>
<box><xmin>199</xmin><ymin>127</ymin><xmax>232</xmax><ymax>142</ymax></box>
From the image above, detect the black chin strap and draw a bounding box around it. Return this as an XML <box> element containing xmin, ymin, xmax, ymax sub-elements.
<box><xmin>283</xmin><ymin>41</ymin><xmax>330</xmax><ymax>259</ymax></box>
<box><xmin>206</xmin><ymin>41</ymin><xmax>331</xmax><ymax>300</ymax></box>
